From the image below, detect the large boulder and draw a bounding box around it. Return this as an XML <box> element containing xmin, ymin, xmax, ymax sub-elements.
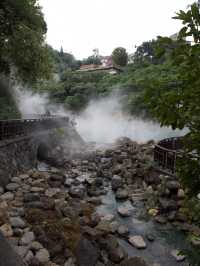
<box><xmin>75</xmin><ymin>238</ymin><xmax>99</xmax><ymax>266</ymax></box>
<box><xmin>111</xmin><ymin>175</ymin><xmax>123</xmax><ymax>191</ymax></box>
<box><xmin>0</xmin><ymin>231</ymin><xmax>26</xmax><ymax>266</ymax></box>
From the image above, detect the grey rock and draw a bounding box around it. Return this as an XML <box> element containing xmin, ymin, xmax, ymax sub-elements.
<box><xmin>166</xmin><ymin>181</ymin><xmax>180</xmax><ymax>192</ymax></box>
<box><xmin>30</xmin><ymin>241</ymin><xmax>43</xmax><ymax>251</ymax></box>
<box><xmin>24</xmin><ymin>250</ymin><xmax>34</xmax><ymax>263</ymax></box>
<box><xmin>75</xmin><ymin>237</ymin><xmax>99</xmax><ymax>266</ymax></box>
<box><xmin>11</xmin><ymin>177</ymin><xmax>21</xmax><ymax>183</ymax></box>
<box><xmin>6</xmin><ymin>183</ymin><xmax>20</xmax><ymax>191</ymax></box>
<box><xmin>111</xmin><ymin>175</ymin><xmax>123</xmax><ymax>191</ymax></box>
<box><xmin>10</xmin><ymin>217</ymin><xmax>26</xmax><ymax>228</ymax></box>
<box><xmin>69</xmin><ymin>186</ymin><xmax>85</xmax><ymax>199</ymax></box>
<box><xmin>94</xmin><ymin>178</ymin><xmax>103</xmax><ymax>187</ymax></box>
<box><xmin>101</xmin><ymin>214</ymin><xmax>115</xmax><ymax>222</ymax></box>
<box><xmin>65</xmin><ymin>178</ymin><xmax>74</xmax><ymax>187</ymax></box>
<box><xmin>45</xmin><ymin>188</ymin><xmax>60</xmax><ymax>197</ymax></box>
<box><xmin>14</xmin><ymin>245</ymin><xmax>29</xmax><ymax>258</ymax></box>
<box><xmin>24</xmin><ymin>194</ymin><xmax>40</xmax><ymax>202</ymax></box>
<box><xmin>1</xmin><ymin>192</ymin><xmax>14</xmax><ymax>201</ymax></box>
<box><xmin>146</xmin><ymin>232</ymin><xmax>155</xmax><ymax>242</ymax></box>
<box><xmin>25</xmin><ymin>201</ymin><xmax>44</xmax><ymax>209</ymax></box>
<box><xmin>35</xmin><ymin>248</ymin><xmax>50</xmax><ymax>264</ymax></box>
<box><xmin>117</xmin><ymin>206</ymin><xmax>131</xmax><ymax>217</ymax></box>
<box><xmin>116</xmin><ymin>189</ymin><xmax>129</xmax><ymax>200</ymax></box>
<box><xmin>20</xmin><ymin>231</ymin><xmax>35</xmax><ymax>245</ymax></box>
<box><xmin>129</xmin><ymin>235</ymin><xmax>147</xmax><ymax>249</ymax></box>
<box><xmin>31</xmin><ymin>187</ymin><xmax>44</xmax><ymax>192</ymax></box>
<box><xmin>109</xmin><ymin>245</ymin><xmax>126</xmax><ymax>263</ymax></box>
<box><xmin>117</xmin><ymin>225</ymin><xmax>129</xmax><ymax>236</ymax></box>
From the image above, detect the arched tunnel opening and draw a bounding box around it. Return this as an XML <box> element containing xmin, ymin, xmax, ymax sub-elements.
<box><xmin>37</xmin><ymin>142</ymin><xmax>50</xmax><ymax>161</ymax></box>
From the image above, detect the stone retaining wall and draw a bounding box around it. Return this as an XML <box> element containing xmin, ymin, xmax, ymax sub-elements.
<box><xmin>0</xmin><ymin>125</ymin><xmax>84</xmax><ymax>187</ymax></box>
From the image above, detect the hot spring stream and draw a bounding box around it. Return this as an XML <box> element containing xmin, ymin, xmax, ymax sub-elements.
<box><xmin>97</xmin><ymin>187</ymin><xmax>191</xmax><ymax>266</ymax></box>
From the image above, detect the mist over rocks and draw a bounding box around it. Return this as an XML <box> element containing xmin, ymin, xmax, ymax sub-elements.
<box><xmin>75</xmin><ymin>96</ymin><xmax>184</xmax><ymax>144</ymax></box>
<box><xmin>10</xmin><ymin>85</ymin><xmax>184</xmax><ymax>145</ymax></box>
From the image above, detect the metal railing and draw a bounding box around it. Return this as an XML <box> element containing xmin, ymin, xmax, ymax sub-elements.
<box><xmin>0</xmin><ymin>116</ymin><xmax>69</xmax><ymax>141</ymax></box>
<box><xmin>154</xmin><ymin>137</ymin><xmax>184</xmax><ymax>173</ymax></box>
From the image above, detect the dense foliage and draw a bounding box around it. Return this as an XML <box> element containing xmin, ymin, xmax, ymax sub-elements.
<box><xmin>143</xmin><ymin>3</ymin><xmax>200</xmax><ymax>196</ymax></box>
<box><xmin>112</xmin><ymin>47</ymin><xmax>128</xmax><ymax>67</ymax></box>
<box><xmin>0</xmin><ymin>0</ymin><xmax>52</xmax><ymax>82</ymax></box>
<box><xmin>48</xmin><ymin>46</ymin><xmax>81</xmax><ymax>75</ymax></box>
<box><xmin>0</xmin><ymin>0</ymin><xmax>53</xmax><ymax>119</ymax></box>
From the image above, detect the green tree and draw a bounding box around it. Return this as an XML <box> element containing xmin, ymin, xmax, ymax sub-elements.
<box><xmin>144</xmin><ymin>3</ymin><xmax>200</xmax><ymax>195</ymax></box>
<box><xmin>112</xmin><ymin>47</ymin><xmax>128</xmax><ymax>67</ymax></box>
<box><xmin>81</xmin><ymin>56</ymin><xmax>101</xmax><ymax>65</ymax></box>
<box><xmin>0</xmin><ymin>0</ymin><xmax>52</xmax><ymax>83</ymax></box>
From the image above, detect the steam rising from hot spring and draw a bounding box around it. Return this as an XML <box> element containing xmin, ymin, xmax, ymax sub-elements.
<box><xmin>14</xmin><ymin>87</ymin><xmax>49</xmax><ymax>116</ymax></box>
<box><xmin>76</xmin><ymin>96</ymin><xmax>184</xmax><ymax>144</ymax></box>
<box><xmin>13</xmin><ymin>85</ymin><xmax>184</xmax><ymax>144</ymax></box>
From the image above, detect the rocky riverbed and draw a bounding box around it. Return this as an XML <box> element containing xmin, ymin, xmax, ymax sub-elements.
<box><xmin>0</xmin><ymin>137</ymin><xmax>199</xmax><ymax>266</ymax></box>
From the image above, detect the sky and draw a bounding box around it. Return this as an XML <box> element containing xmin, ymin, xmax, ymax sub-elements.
<box><xmin>39</xmin><ymin>0</ymin><xmax>194</xmax><ymax>59</ymax></box>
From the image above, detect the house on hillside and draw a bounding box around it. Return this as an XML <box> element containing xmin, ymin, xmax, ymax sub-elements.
<box><xmin>77</xmin><ymin>56</ymin><xmax>122</xmax><ymax>74</ymax></box>
<box><xmin>100</xmin><ymin>56</ymin><xmax>113</xmax><ymax>67</ymax></box>
<box><xmin>77</xmin><ymin>64</ymin><xmax>122</xmax><ymax>75</ymax></box>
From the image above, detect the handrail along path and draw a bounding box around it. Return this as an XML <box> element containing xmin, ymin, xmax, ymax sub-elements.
<box><xmin>154</xmin><ymin>137</ymin><xmax>184</xmax><ymax>174</ymax></box>
<box><xmin>0</xmin><ymin>116</ymin><xmax>69</xmax><ymax>141</ymax></box>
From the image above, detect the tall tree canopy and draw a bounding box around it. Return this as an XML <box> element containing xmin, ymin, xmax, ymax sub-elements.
<box><xmin>144</xmin><ymin>3</ymin><xmax>200</xmax><ymax>195</ymax></box>
<box><xmin>0</xmin><ymin>0</ymin><xmax>52</xmax><ymax>83</ymax></box>
<box><xmin>112</xmin><ymin>47</ymin><xmax>128</xmax><ymax>67</ymax></box>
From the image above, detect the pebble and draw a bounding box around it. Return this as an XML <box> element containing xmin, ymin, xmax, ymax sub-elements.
<box><xmin>111</xmin><ymin>175</ymin><xmax>123</xmax><ymax>191</ymax></box>
<box><xmin>24</xmin><ymin>250</ymin><xmax>34</xmax><ymax>263</ymax></box>
<box><xmin>14</xmin><ymin>246</ymin><xmax>29</xmax><ymax>258</ymax></box>
<box><xmin>10</xmin><ymin>217</ymin><xmax>26</xmax><ymax>228</ymax></box>
<box><xmin>146</xmin><ymin>232</ymin><xmax>155</xmax><ymax>242</ymax></box>
<box><xmin>30</xmin><ymin>241</ymin><xmax>44</xmax><ymax>251</ymax></box>
<box><xmin>19</xmin><ymin>174</ymin><xmax>29</xmax><ymax>179</ymax></box>
<box><xmin>31</xmin><ymin>187</ymin><xmax>44</xmax><ymax>192</ymax></box>
<box><xmin>115</xmin><ymin>189</ymin><xmax>129</xmax><ymax>200</ymax></box>
<box><xmin>1</xmin><ymin>192</ymin><xmax>14</xmax><ymax>201</ymax></box>
<box><xmin>35</xmin><ymin>248</ymin><xmax>50</xmax><ymax>264</ymax></box>
<box><xmin>117</xmin><ymin>206</ymin><xmax>131</xmax><ymax>217</ymax></box>
<box><xmin>101</xmin><ymin>214</ymin><xmax>115</xmax><ymax>222</ymax></box>
<box><xmin>20</xmin><ymin>231</ymin><xmax>35</xmax><ymax>245</ymax></box>
<box><xmin>129</xmin><ymin>235</ymin><xmax>147</xmax><ymax>249</ymax></box>
<box><xmin>11</xmin><ymin>177</ymin><xmax>21</xmax><ymax>183</ymax></box>
<box><xmin>24</xmin><ymin>194</ymin><xmax>40</xmax><ymax>202</ymax></box>
<box><xmin>117</xmin><ymin>225</ymin><xmax>129</xmax><ymax>236</ymax></box>
<box><xmin>0</xmin><ymin>223</ymin><xmax>13</xmax><ymax>237</ymax></box>
<box><xmin>6</xmin><ymin>183</ymin><xmax>20</xmax><ymax>191</ymax></box>
<box><xmin>45</xmin><ymin>188</ymin><xmax>60</xmax><ymax>197</ymax></box>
